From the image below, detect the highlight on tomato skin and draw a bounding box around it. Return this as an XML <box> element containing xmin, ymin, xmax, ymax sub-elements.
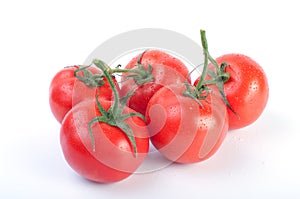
<box><xmin>210</xmin><ymin>54</ymin><xmax>269</xmax><ymax>130</ymax></box>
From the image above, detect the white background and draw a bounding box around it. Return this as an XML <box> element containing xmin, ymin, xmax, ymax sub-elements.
<box><xmin>1</xmin><ymin>0</ymin><xmax>299</xmax><ymax>198</ymax></box>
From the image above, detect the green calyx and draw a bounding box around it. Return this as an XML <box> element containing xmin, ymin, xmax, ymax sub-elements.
<box><xmin>88</xmin><ymin>59</ymin><xmax>145</xmax><ymax>157</ymax></box>
<box><xmin>109</xmin><ymin>51</ymin><xmax>154</xmax><ymax>85</ymax></box>
<box><xmin>183</xmin><ymin>30</ymin><xmax>236</xmax><ymax>115</ymax></box>
<box><xmin>74</xmin><ymin>65</ymin><xmax>105</xmax><ymax>87</ymax></box>
<box><xmin>126</xmin><ymin>51</ymin><xmax>154</xmax><ymax>85</ymax></box>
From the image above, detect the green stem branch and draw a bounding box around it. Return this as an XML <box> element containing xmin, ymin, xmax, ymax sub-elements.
<box><xmin>91</xmin><ymin>59</ymin><xmax>146</xmax><ymax>157</ymax></box>
<box><xmin>196</xmin><ymin>30</ymin><xmax>209</xmax><ymax>91</ymax></box>
<box><xmin>93</xmin><ymin>59</ymin><xmax>120</xmax><ymax>115</ymax></box>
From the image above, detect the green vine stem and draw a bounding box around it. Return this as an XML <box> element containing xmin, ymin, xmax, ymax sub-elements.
<box><xmin>195</xmin><ymin>30</ymin><xmax>209</xmax><ymax>91</ymax></box>
<box><xmin>86</xmin><ymin>59</ymin><xmax>145</xmax><ymax>157</ymax></box>
<box><xmin>74</xmin><ymin>65</ymin><xmax>105</xmax><ymax>87</ymax></box>
<box><xmin>185</xmin><ymin>29</ymin><xmax>237</xmax><ymax>115</ymax></box>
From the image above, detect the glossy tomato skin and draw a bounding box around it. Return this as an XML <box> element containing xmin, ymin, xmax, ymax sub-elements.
<box><xmin>60</xmin><ymin>99</ymin><xmax>149</xmax><ymax>183</ymax></box>
<box><xmin>49</xmin><ymin>66</ymin><xmax>116</xmax><ymax>123</ymax></box>
<box><xmin>120</xmin><ymin>50</ymin><xmax>190</xmax><ymax>115</ymax></box>
<box><xmin>212</xmin><ymin>54</ymin><xmax>269</xmax><ymax>130</ymax></box>
<box><xmin>145</xmin><ymin>84</ymin><xmax>228</xmax><ymax>164</ymax></box>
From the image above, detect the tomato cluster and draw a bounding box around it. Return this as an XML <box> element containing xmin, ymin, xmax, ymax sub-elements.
<box><xmin>49</xmin><ymin>30</ymin><xmax>269</xmax><ymax>183</ymax></box>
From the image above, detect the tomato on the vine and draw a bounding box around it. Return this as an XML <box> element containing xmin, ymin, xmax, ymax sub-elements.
<box><xmin>49</xmin><ymin>66</ymin><xmax>116</xmax><ymax>123</ymax></box>
<box><xmin>60</xmin><ymin>99</ymin><xmax>149</xmax><ymax>183</ymax></box>
<box><xmin>208</xmin><ymin>54</ymin><xmax>269</xmax><ymax>130</ymax></box>
<box><xmin>120</xmin><ymin>50</ymin><xmax>190</xmax><ymax>115</ymax></box>
<box><xmin>145</xmin><ymin>83</ymin><xmax>228</xmax><ymax>163</ymax></box>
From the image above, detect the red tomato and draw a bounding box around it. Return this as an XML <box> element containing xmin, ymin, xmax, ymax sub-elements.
<box><xmin>120</xmin><ymin>50</ymin><xmax>190</xmax><ymax>115</ymax></box>
<box><xmin>60</xmin><ymin>99</ymin><xmax>149</xmax><ymax>183</ymax></box>
<box><xmin>210</xmin><ymin>54</ymin><xmax>269</xmax><ymax>130</ymax></box>
<box><xmin>145</xmin><ymin>83</ymin><xmax>228</xmax><ymax>164</ymax></box>
<box><xmin>49</xmin><ymin>66</ymin><xmax>116</xmax><ymax>123</ymax></box>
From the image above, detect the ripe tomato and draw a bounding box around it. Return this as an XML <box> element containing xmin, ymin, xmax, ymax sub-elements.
<box><xmin>60</xmin><ymin>99</ymin><xmax>149</xmax><ymax>183</ymax></box>
<box><xmin>145</xmin><ymin>83</ymin><xmax>228</xmax><ymax>164</ymax></box>
<box><xmin>120</xmin><ymin>50</ymin><xmax>190</xmax><ymax>115</ymax></box>
<box><xmin>210</xmin><ymin>54</ymin><xmax>269</xmax><ymax>130</ymax></box>
<box><xmin>49</xmin><ymin>66</ymin><xmax>116</xmax><ymax>123</ymax></box>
